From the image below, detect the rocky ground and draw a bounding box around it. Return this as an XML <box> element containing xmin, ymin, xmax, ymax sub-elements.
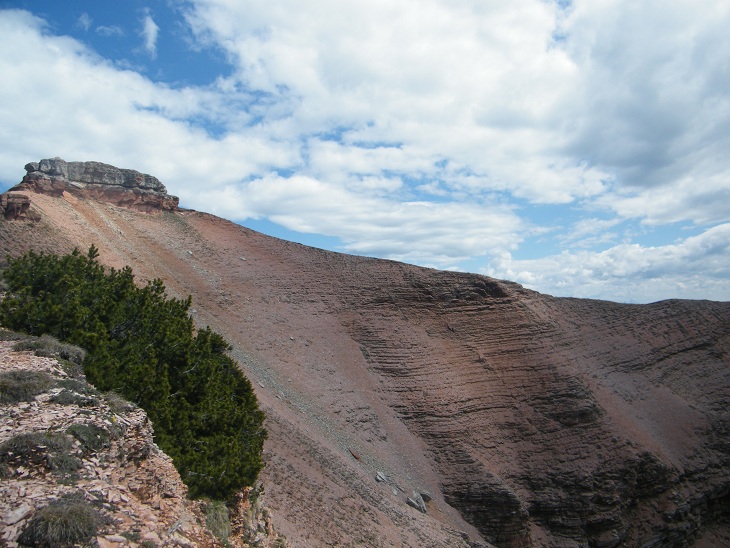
<box><xmin>0</xmin><ymin>334</ymin><xmax>285</xmax><ymax>547</ymax></box>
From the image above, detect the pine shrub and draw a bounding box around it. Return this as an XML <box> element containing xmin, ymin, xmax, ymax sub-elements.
<box><xmin>0</xmin><ymin>246</ymin><xmax>267</xmax><ymax>500</ymax></box>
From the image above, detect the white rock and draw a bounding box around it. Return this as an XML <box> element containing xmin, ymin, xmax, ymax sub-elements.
<box><xmin>4</xmin><ymin>504</ymin><xmax>32</xmax><ymax>525</ymax></box>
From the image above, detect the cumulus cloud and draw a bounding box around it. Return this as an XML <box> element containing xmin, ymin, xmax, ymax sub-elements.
<box><xmin>181</xmin><ymin>0</ymin><xmax>730</xmax><ymax>220</ymax></box>
<box><xmin>599</xmin><ymin>174</ymin><xmax>730</xmax><ymax>226</ymax></box>
<box><xmin>196</xmin><ymin>173</ymin><xmax>523</xmax><ymax>265</ymax></box>
<box><xmin>1</xmin><ymin>1</ymin><xmax>729</xmax><ymax>303</ymax></box>
<box><xmin>486</xmin><ymin>224</ymin><xmax>730</xmax><ymax>302</ymax></box>
<box><xmin>181</xmin><ymin>0</ymin><xmax>598</xmax><ymax>204</ymax></box>
<box><xmin>559</xmin><ymin>1</ymin><xmax>730</xmax><ymax>184</ymax></box>
<box><xmin>0</xmin><ymin>9</ymin><xmax>291</xmax><ymax>191</ymax></box>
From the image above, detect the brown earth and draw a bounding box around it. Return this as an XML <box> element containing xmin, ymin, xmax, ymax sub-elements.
<box><xmin>0</xmin><ymin>186</ymin><xmax>728</xmax><ymax>547</ymax></box>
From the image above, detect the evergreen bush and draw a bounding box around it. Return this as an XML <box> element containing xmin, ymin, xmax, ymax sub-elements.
<box><xmin>0</xmin><ymin>246</ymin><xmax>266</xmax><ymax>500</ymax></box>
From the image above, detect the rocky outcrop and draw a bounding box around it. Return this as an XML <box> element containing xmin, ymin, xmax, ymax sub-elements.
<box><xmin>0</xmin><ymin>334</ymin><xmax>286</xmax><ymax>547</ymax></box>
<box><xmin>9</xmin><ymin>157</ymin><xmax>179</xmax><ymax>212</ymax></box>
<box><xmin>0</xmin><ymin>193</ymin><xmax>39</xmax><ymax>221</ymax></box>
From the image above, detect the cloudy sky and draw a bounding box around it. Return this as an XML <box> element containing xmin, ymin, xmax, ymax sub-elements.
<box><xmin>1</xmin><ymin>0</ymin><xmax>729</xmax><ymax>303</ymax></box>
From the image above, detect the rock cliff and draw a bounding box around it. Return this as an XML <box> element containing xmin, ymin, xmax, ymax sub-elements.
<box><xmin>9</xmin><ymin>158</ymin><xmax>179</xmax><ymax>213</ymax></box>
<box><xmin>0</xmin><ymin>162</ymin><xmax>728</xmax><ymax>547</ymax></box>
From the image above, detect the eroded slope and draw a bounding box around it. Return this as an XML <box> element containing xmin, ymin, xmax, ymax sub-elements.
<box><xmin>1</xmin><ymin>189</ymin><xmax>728</xmax><ymax>547</ymax></box>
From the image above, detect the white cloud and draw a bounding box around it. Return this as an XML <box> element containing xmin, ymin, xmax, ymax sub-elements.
<box><xmin>182</xmin><ymin>0</ymin><xmax>730</xmax><ymax>222</ymax></box>
<box><xmin>559</xmin><ymin>217</ymin><xmax>623</xmax><ymax>249</ymax></box>
<box><xmin>0</xmin><ymin>10</ymin><xmax>293</xmax><ymax>193</ymax></box>
<box><xmin>76</xmin><ymin>13</ymin><xmax>92</xmax><ymax>32</ymax></box>
<box><xmin>182</xmin><ymin>0</ymin><xmax>596</xmax><ymax>204</ymax></box>
<box><xmin>559</xmin><ymin>1</ymin><xmax>730</xmax><ymax>191</ymax></box>
<box><xmin>1</xmin><ymin>1</ymin><xmax>729</xmax><ymax>303</ymax></box>
<box><xmin>194</xmin><ymin>172</ymin><xmax>523</xmax><ymax>265</ymax></box>
<box><xmin>599</xmin><ymin>173</ymin><xmax>730</xmax><ymax>226</ymax></box>
<box><xmin>140</xmin><ymin>11</ymin><xmax>159</xmax><ymax>58</ymax></box>
<box><xmin>485</xmin><ymin>224</ymin><xmax>730</xmax><ymax>302</ymax></box>
<box><xmin>96</xmin><ymin>25</ymin><xmax>124</xmax><ymax>38</ymax></box>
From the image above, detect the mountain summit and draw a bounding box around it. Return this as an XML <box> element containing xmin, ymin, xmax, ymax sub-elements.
<box><xmin>8</xmin><ymin>157</ymin><xmax>179</xmax><ymax>214</ymax></box>
<box><xmin>1</xmin><ymin>160</ymin><xmax>729</xmax><ymax>547</ymax></box>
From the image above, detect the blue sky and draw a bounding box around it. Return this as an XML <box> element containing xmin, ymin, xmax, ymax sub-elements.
<box><xmin>1</xmin><ymin>1</ymin><xmax>729</xmax><ymax>303</ymax></box>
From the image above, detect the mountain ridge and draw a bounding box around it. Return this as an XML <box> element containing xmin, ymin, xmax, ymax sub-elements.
<box><xmin>1</xmin><ymin>160</ymin><xmax>728</xmax><ymax>547</ymax></box>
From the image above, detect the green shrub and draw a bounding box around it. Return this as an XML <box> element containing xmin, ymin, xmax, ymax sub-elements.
<box><xmin>121</xmin><ymin>530</ymin><xmax>141</xmax><ymax>542</ymax></box>
<box><xmin>104</xmin><ymin>391</ymin><xmax>136</xmax><ymax>414</ymax></box>
<box><xmin>56</xmin><ymin>378</ymin><xmax>95</xmax><ymax>393</ymax></box>
<box><xmin>0</xmin><ymin>327</ymin><xmax>28</xmax><ymax>341</ymax></box>
<box><xmin>49</xmin><ymin>453</ymin><xmax>83</xmax><ymax>483</ymax></box>
<box><xmin>67</xmin><ymin>423</ymin><xmax>110</xmax><ymax>453</ymax></box>
<box><xmin>0</xmin><ymin>370</ymin><xmax>52</xmax><ymax>403</ymax></box>
<box><xmin>0</xmin><ymin>246</ymin><xmax>267</xmax><ymax>500</ymax></box>
<box><xmin>18</xmin><ymin>493</ymin><xmax>104</xmax><ymax>547</ymax></box>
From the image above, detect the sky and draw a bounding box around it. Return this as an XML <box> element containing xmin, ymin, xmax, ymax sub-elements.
<box><xmin>0</xmin><ymin>1</ymin><xmax>729</xmax><ymax>303</ymax></box>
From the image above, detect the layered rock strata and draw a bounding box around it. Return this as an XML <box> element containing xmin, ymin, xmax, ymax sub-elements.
<box><xmin>0</xmin><ymin>192</ymin><xmax>37</xmax><ymax>221</ymax></box>
<box><xmin>10</xmin><ymin>158</ymin><xmax>179</xmax><ymax>213</ymax></box>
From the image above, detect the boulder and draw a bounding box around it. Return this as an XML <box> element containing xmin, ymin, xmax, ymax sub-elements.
<box><xmin>0</xmin><ymin>192</ymin><xmax>38</xmax><ymax>221</ymax></box>
<box><xmin>406</xmin><ymin>491</ymin><xmax>427</xmax><ymax>513</ymax></box>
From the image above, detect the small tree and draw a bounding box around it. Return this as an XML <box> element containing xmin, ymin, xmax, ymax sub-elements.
<box><xmin>0</xmin><ymin>246</ymin><xmax>266</xmax><ymax>500</ymax></box>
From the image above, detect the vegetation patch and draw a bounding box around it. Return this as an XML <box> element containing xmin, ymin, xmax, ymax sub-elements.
<box><xmin>13</xmin><ymin>334</ymin><xmax>86</xmax><ymax>365</ymax></box>
<box><xmin>18</xmin><ymin>493</ymin><xmax>105</xmax><ymax>547</ymax></box>
<box><xmin>0</xmin><ymin>431</ymin><xmax>81</xmax><ymax>481</ymax></box>
<box><xmin>56</xmin><ymin>378</ymin><xmax>97</xmax><ymax>394</ymax></box>
<box><xmin>0</xmin><ymin>246</ymin><xmax>267</xmax><ymax>500</ymax></box>
<box><xmin>67</xmin><ymin>423</ymin><xmax>110</xmax><ymax>453</ymax></box>
<box><xmin>103</xmin><ymin>390</ymin><xmax>136</xmax><ymax>414</ymax></box>
<box><xmin>0</xmin><ymin>369</ymin><xmax>52</xmax><ymax>403</ymax></box>
<box><xmin>121</xmin><ymin>530</ymin><xmax>141</xmax><ymax>542</ymax></box>
<box><xmin>204</xmin><ymin>499</ymin><xmax>231</xmax><ymax>543</ymax></box>
<box><xmin>49</xmin><ymin>388</ymin><xmax>99</xmax><ymax>407</ymax></box>
<box><xmin>0</xmin><ymin>327</ymin><xmax>29</xmax><ymax>341</ymax></box>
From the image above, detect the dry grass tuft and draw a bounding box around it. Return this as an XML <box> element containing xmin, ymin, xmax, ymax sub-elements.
<box><xmin>0</xmin><ymin>369</ymin><xmax>52</xmax><ymax>403</ymax></box>
<box><xmin>18</xmin><ymin>493</ymin><xmax>105</xmax><ymax>546</ymax></box>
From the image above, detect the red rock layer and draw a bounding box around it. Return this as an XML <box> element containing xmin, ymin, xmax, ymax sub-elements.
<box><xmin>13</xmin><ymin>173</ymin><xmax>179</xmax><ymax>213</ymax></box>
